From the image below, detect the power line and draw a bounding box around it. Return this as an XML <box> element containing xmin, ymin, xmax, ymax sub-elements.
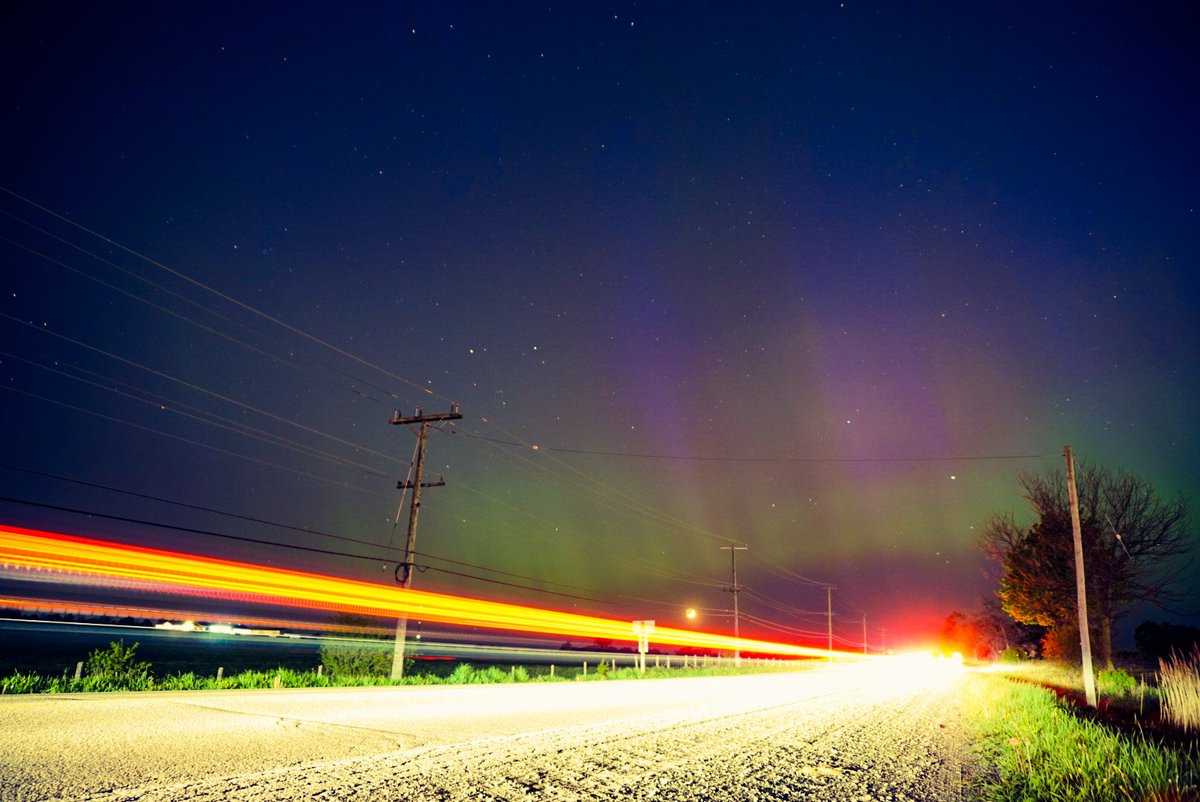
<box><xmin>0</xmin><ymin>385</ymin><xmax>392</xmax><ymax>499</ymax></box>
<box><xmin>454</xmin><ymin>425</ymin><xmax>738</xmax><ymax>546</ymax></box>
<box><xmin>0</xmin><ymin>228</ymin><xmax>384</xmax><ymax>403</ymax></box>
<box><xmin>445</xmin><ymin>481</ymin><xmax>726</xmax><ymax>590</ymax></box>
<box><xmin>755</xmin><ymin>560</ymin><xmax>832</xmax><ymax>588</ymax></box>
<box><xmin>0</xmin><ymin>313</ymin><xmax>404</xmax><ymax>465</ymax></box>
<box><xmin>0</xmin><ymin>192</ymin><xmax>1035</xmax><ymax>638</ymax></box>
<box><xmin>0</xmin><ymin>495</ymin><xmax>608</xmax><ymax>604</ymax></box>
<box><xmin>742</xmin><ymin>588</ymin><xmax>830</xmax><ymax>619</ymax></box>
<box><xmin>0</xmin><ymin>463</ymin><xmax>611</xmax><ymax>599</ymax></box>
<box><xmin>0</xmin><ymin>186</ymin><xmax>440</xmax><ymax>402</ymax></box>
<box><xmin>1</xmin><ymin>350</ymin><xmax>389</xmax><ymax>478</ymax></box>
<box><xmin>738</xmin><ymin>612</ymin><xmax>831</xmax><ymax>640</ymax></box>
<box><xmin>464</xmin><ymin>432</ymin><xmax>1043</xmax><ymax>464</ymax></box>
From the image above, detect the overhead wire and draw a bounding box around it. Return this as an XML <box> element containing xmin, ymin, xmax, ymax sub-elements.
<box><xmin>0</xmin><ymin>192</ymin><xmax>997</xmax><ymax>638</ymax></box>
<box><xmin>459</xmin><ymin>422</ymin><xmax>738</xmax><ymax>545</ymax></box>
<box><xmin>463</xmin><ymin>431</ymin><xmax>1044</xmax><ymax>464</ymax></box>
<box><xmin>0</xmin><ymin>495</ymin><xmax>610</xmax><ymax>605</ymax></box>
<box><xmin>463</xmin><ymin>433</ymin><xmax>720</xmax><ymax>545</ymax></box>
<box><xmin>0</xmin><ymin>385</ymin><xmax>392</xmax><ymax>499</ymax></box>
<box><xmin>0</xmin><ymin>194</ymin><xmax>770</xmax><ymax>624</ymax></box>
<box><xmin>0</xmin><ymin>312</ymin><xmax>404</xmax><ymax>465</ymax></box>
<box><xmin>0</xmin><ymin>233</ymin><xmax>383</xmax><ymax>404</ymax></box>
<box><xmin>0</xmin><ymin>350</ymin><xmax>389</xmax><ymax>478</ymax></box>
<box><xmin>0</xmin><ymin>210</ymin><xmax>402</xmax><ymax>403</ymax></box>
<box><xmin>0</xmin><ymin>462</ymin><xmax>621</xmax><ymax>600</ymax></box>
<box><xmin>0</xmin><ymin>186</ymin><xmax>439</xmax><ymax>401</ymax></box>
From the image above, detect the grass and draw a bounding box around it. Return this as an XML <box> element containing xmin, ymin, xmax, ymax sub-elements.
<box><xmin>0</xmin><ymin>656</ymin><xmax>795</xmax><ymax>695</ymax></box>
<box><xmin>965</xmin><ymin>673</ymin><xmax>1200</xmax><ymax>801</ymax></box>
<box><xmin>1160</xmin><ymin>647</ymin><xmax>1200</xmax><ymax>733</ymax></box>
<box><xmin>990</xmin><ymin>660</ymin><xmax>1161</xmax><ymax>717</ymax></box>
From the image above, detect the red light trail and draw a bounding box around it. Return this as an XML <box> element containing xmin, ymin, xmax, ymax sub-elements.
<box><xmin>0</xmin><ymin>524</ymin><xmax>851</xmax><ymax>659</ymax></box>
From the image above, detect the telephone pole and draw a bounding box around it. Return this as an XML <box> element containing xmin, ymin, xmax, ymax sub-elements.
<box><xmin>389</xmin><ymin>404</ymin><xmax>462</xmax><ymax>679</ymax></box>
<box><xmin>1064</xmin><ymin>444</ymin><xmax>1097</xmax><ymax>708</ymax></box>
<box><xmin>826</xmin><ymin>585</ymin><xmax>835</xmax><ymax>662</ymax></box>
<box><xmin>720</xmin><ymin>544</ymin><xmax>748</xmax><ymax>667</ymax></box>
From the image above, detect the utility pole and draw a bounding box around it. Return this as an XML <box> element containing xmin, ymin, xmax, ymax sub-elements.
<box><xmin>826</xmin><ymin>585</ymin><xmax>835</xmax><ymax>662</ymax></box>
<box><xmin>862</xmin><ymin>614</ymin><xmax>868</xmax><ymax>655</ymax></box>
<box><xmin>720</xmin><ymin>544</ymin><xmax>748</xmax><ymax>667</ymax></box>
<box><xmin>1064</xmin><ymin>444</ymin><xmax>1098</xmax><ymax>708</ymax></box>
<box><xmin>389</xmin><ymin>404</ymin><xmax>462</xmax><ymax>679</ymax></box>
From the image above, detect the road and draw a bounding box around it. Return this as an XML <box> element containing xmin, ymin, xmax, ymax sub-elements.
<box><xmin>1</xmin><ymin>659</ymin><xmax>976</xmax><ymax>801</ymax></box>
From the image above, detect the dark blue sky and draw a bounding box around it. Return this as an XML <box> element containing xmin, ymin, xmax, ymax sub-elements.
<box><xmin>1</xmin><ymin>2</ymin><xmax>1196</xmax><ymax>648</ymax></box>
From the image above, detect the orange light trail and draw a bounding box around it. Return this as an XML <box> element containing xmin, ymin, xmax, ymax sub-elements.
<box><xmin>0</xmin><ymin>524</ymin><xmax>852</xmax><ymax>659</ymax></box>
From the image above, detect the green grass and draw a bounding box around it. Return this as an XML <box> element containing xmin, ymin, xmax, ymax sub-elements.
<box><xmin>0</xmin><ymin>658</ymin><xmax>797</xmax><ymax>694</ymax></box>
<box><xmin>965</xmin><ymin>673</ymin><xmax>1200</xmax><ymax>801</ymax></box>
<box><xmin>991</xmin><ymin>660</ymin><xmax>1160</xmax><ymax>714</ymax></box>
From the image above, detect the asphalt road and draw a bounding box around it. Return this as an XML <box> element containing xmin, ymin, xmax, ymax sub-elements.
<box><xmin>0</xmin><ymin>659</ymin><xmax>976</xmax><ymax>801</ymax></box>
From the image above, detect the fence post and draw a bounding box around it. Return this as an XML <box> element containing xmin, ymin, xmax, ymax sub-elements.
<box><xmin>550</xmin><ymin>664</ymin><xmax>555</xmax><ymax>677</ymax></box>
<box><xmin>583</xmin><ymin>661</ymin><xmax>587</xmax><ymax>676</ymax></box>
<box><xmin>217</xmin><ymin>666</ymin><xmax>224</xmax><ymax>681</ymax></box>
<box><xmin>74</xmin><ymin>661</ymin><xmax>83</xmax><ymax>681</ymax></box>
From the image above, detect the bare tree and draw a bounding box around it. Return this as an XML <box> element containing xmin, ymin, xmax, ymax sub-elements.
<box><xmin>982</xmin><ymin>462</ymin><xmax>1192</xmax><ymax>668</ymax></box>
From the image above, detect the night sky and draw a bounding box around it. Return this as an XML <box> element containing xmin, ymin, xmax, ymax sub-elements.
<box><xmin>1</xmin><ymin>3</ymin><xmax>1196</xmax><ymax>650</ymax></box>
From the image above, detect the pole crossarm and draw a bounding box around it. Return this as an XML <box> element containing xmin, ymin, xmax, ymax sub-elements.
<box><xmin>390</xmin><ymin>406</ymin><xmax>463</xmax><ymax>426</ymax></box>
<box><xmin>397</xmin><ymin>478</ymin><xmax>446</xmax><ymax>489</ymax></box>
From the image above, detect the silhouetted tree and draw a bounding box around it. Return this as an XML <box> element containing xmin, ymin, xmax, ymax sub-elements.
<box><xmin>1134</xmin><ymin>620</ymin><xmax>1200</xmax><ymax>662</ymax></box>
<box><xmin>982</xmin><ymin>462</ymin><xmax>1192</xmax><ymax>668</ymax></box>
<box><xmin>971</xmin><ymin>597</ymin><xmax>1045</xmax><ymax>658</ymax></box>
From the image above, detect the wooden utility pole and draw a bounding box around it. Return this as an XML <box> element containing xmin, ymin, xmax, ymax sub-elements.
<box><xmin>389</xmin><ymin>405</ymin><xmax>462</xmax><ymax>679</ymax></box>
<box><xmin>1064</xmin><ymin>444</ymin><xmax>1097</xmax><ymax>708</ymax></box>
<box><xmin>720</xmin><ymin>545</ymin><xmax>748</xmax><ymax>667</ymax></box>
<box><xmin>826</xmin><ymin>585</ymin><xmax>835</xmax><ymax>662</ymax></box>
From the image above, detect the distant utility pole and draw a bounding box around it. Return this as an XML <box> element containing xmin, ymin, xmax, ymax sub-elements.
<box><xmin>389</xmin><ymin>404</ymin><xmax>462</xmax><ymax>679</ymax></box>
<box><xmin>1064</xmin><ymin>444</ymin><xmax>1098</xmax><ymax>708</ymax></box>
<box><xmin>826</xmin><ymin>586</ymin><xmax>836</xmax><ymax>662</ymax></box>
<box><xmin>720</xmin><ymin>544</ymin><xmax>748</xmax><ymax>667</ymax></box>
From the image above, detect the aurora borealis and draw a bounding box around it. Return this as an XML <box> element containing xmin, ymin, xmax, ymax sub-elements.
<box><xmin>1</xmin><ymin>3</ymin><xmax>1196</xmax><ymax>649</ymax></box>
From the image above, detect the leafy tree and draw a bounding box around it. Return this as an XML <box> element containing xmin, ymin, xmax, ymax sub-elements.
<box><xmin>982</xmin><ymin>462</ymin><xmax>1192</xmax><ymax>668</ymax></box>
<box><xmin>1134</xmin><ymin>620</ymin><xmax>1200</xmax><ymax>662</ymax></box>
<box><xmin>971</xmin><ymin>597</ymin><xmax>1045</xmax><ymax>658</ymax></box>
<box><xmin>942</xmin><ymin>604</ymin><xmax>1043</xmax><ymax>660</ymax></box>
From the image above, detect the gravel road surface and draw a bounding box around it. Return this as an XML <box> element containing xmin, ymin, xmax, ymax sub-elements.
<box><xmin>1</xmin><ymin>659</ymin><xmax>977</xmax><ymax>800</ymax></box>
